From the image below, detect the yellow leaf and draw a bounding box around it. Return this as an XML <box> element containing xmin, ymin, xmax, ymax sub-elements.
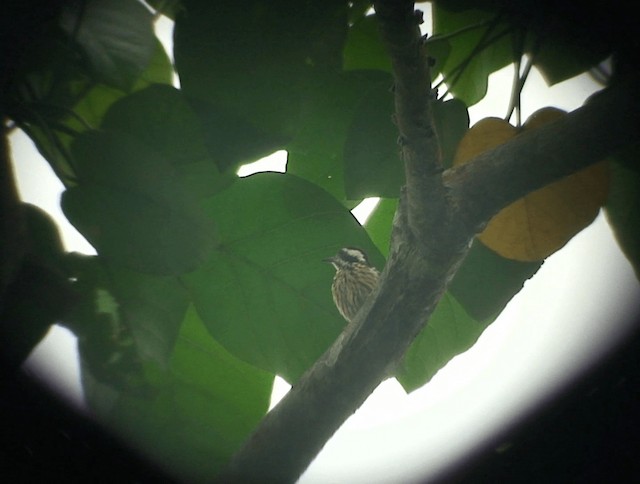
<box><xmin>453</xmin><ymin>108</ymin><xmax>609</xmax><ymax>261</ymax></box>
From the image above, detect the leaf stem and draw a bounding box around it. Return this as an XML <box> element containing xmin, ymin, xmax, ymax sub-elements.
<box><xmin>427</xmin><ymin>17</ymin><xmax>494</xmax><ymax>43</ymax></box>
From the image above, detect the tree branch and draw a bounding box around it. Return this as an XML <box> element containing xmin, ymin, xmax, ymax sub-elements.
<box><xmin>221</xmin><ymin>2</ymin><xmax>640</xmax><ymax>482</ymax></box>
<box><xmin>374</xmin><ymin>0</ymin><xmax>447</xmax><ymax>245</ymax></box>
<box><xmin>447</xmin><ymin>77</ymin><xmax>640</xmax><ymax>234</ymax></box>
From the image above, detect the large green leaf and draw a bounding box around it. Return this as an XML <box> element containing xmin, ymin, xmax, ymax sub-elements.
<box><xmin>59</xmin><ymin>0</ymin><xmax>157</xmax><ymax>91</ymax></box>
<box><xmin>62</xmin><ymin>130</ymin><xmax>216</xmax><ymax>275</ymax></box>
<box><xmin>102</xmin><ymin>84</ymin><xmax>234</xmax><ymax>198</ymax></box>
<box><xmin>425</xmin><ymin>36</ymin><xmax>453</xmax><ymax>81</ymax></box>
<box><xmin>364</xmin><ymin>198</ymin><xmax>398</xmax><ymax>257</ymax></box>
<box><xmin>63</xmin><ymin>253</ymin><xmax>188</xmax><ymax>390</ymax></box>
<box><xmin>109</xmin><ymin>269</ymin><xmax>189</xmax><ymax>368</ymax></box>
<box><xmin>174</xmin><ymin>0</ymin><xmax>348</xmax><ymax>145</ymax></box>
<box><xmin>523</xmin><ymin>4</ymin><xmax>615</xmax><ymax>85</ymax></box>
<box><xmin>396</xmin><ymin>292</ymin><xmax>488</xmax><ymax>392</ymax></box>
<box><xmin>19</xmin><ymin>39</ymin><xmax>172</xmax><ymax>186</ymax></box>
<box><xmin>185</xmin><ymin>172</ymin><xmax>384</xmax><ymax>382</ymax></box>
<box><xmin>432</xmin><ymin>6</ymin><xmax>514</xmax><ymax>106</ymax></box>
<box><xmin>343</xmin><ymin>14</ymin><xmax>392</xmax><ymax>73</ymax></box>
<box><xmin>82</xmin><ymin>305</ymin><xmax>273</xmax><ymax>481</ymax></box>
<box><xmin>66</xmin><ymin>39</ymin><xmax>174</xmax><ymax>134</ymax></box>
<box><xmin>433</xmin><ymin>0</ymin><xmax>617</xmax><ymax>86</ymax></box>
<box><xmin>432</xmin><ymin>97</ymin><xmax>469</xmax><ymax>169</ymax></box>
<box><xmin>287</xmin><ymin>70</ymin><xmax>391</xmax><ymax>205</ymax></box>
<box><xmin>344</xmin><ymin>78</ymin><xmax>404</xmax><ymax>199</ymax></box>
<box><xmin>531</xmin><ymin>35</ymin><xmax>610</xmax><ymax>86</ymax></box>
<box><xmin>449</xmin><ymin>239</ymin><xmax>541</xmax><ymax>321</ymax></box>
<box><xmin>605</xmin><ymin>153</ymin><xmax>640</xmax><ymax>281</ymax></box>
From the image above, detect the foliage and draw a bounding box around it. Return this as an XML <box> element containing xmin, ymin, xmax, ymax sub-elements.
<box><xmin>2</xmin><ymin>0</ymin><xmax>637</xmax><ymax>479</ymax></box>
<box><xmin>453</xmin><ymin>110</ymin><xmax>609</xmax><ymax>261</ymax></box>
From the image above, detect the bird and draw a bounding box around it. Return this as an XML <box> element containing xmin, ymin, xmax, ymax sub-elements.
<box><xmin>324</xmin><ymin>247</ymin><xmax>380</xmax><ymax>323</ymax></box>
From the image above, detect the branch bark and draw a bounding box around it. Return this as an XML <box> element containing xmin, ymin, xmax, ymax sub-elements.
<box><xmin>447</xmin><ymin>80</ymin><xmax>640</xmax><ymax>234</ymax></box>
<box><xmin>221</xmin><ymin>2</ymin><xmax>640</xmax><ymax>481</ymax></box>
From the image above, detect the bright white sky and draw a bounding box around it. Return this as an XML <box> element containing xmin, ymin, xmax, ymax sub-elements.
<box><xmin>11</xmin><ymin>10</ymin><xmax>640</xmax><ymax>484</ymax></box>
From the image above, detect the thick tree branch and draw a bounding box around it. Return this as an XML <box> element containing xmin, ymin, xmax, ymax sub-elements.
<box><xmin>221</xmin><ymin>2</ymin><xmax>640</xmax><ymax>482</ymax></box>
<box><xmin>447</xmin><ymin>78</ymin><xmax>640</xmax><ymax>233</ymax></box>
<box><xmin>374</xmin><ymin>0</ymin><xmax>448</xmax><ymax>245</ymax></box>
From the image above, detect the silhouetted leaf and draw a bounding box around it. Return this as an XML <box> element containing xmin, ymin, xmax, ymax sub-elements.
<box><xmin>432</xmin><ymin>6</ymin><xmax>513</xmax><ymax>105</ymax></box>
<box><xmin>102</xmin><ymin>84</ymin><xmax>234</xmax><ymax>198</ymax></box>
<box><xmin>60</xmin><ymin>0</ymin><xmax>156</xmax><ymax>90</ymax></box>
<box><xmin>287</xmin><ymin>70</ymin><xmax>391</xmax><ymax>204</ymax></box>
<box><xmin>343</xmin><ymin>14</ymin><xmax>391</xmax><ymax>72</ymax></box>
<box><xmin>62</xmin><ymin>131</ymin><xmax>216</xmax><ymax>275</ymax></box>
<box><xmin>450</xmin><ymin>240</ymin><xmax>541</xmax><ymax>321</ymax></box>
<box><xmin>432</xmin><ymin>97</ymin><xmax>469</xmax><ymax>169</ymax></box>
<box><xmin>174</xmin><ymin>0</ymin><xmax>348</xmax><ymax>148</ymax></box>
<box><xmin>344</xmin><ymin>78</ymin><xmax>404</xmax><ymax>198</ymax></box>
<box><xmin>397</xmin><ymin>293</ymin><xmax>488</xmax><ymax>392</ymax></box>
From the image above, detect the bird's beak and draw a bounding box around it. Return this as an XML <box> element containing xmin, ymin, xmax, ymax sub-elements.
<box><xmin>322</xmin><ymin>256</ymin><xmax>336</xmax><ymax>264</ymax></box>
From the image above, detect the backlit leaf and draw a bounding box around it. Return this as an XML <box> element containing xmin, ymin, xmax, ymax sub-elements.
<box><xmin>62</xmin><ymin>130</ymin><xmax>216</xmax><ymax>275</ymax></box>
<box><xmin>397</xmin><ymin>293</ymin><xmax>488</xmax><ymax>392</ymax></box>
<box><xmin>453</xmin><ymin>110</ymin><xmax>609</xmax><ymax>261</ymax></box>
<box><xmin>60</xmin><ymin>0</ymin><xmax>156</xmax><ymax>90</ymax></box>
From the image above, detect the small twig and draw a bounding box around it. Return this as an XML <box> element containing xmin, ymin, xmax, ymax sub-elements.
<box><xmin>505</xmin><ymin>30</ymin><xmax>537</xmax><ymax>125</ymax></box>
<box><xmin>427</xmin><ymin>18</ymin><xmax>495</xmax><ymax>43</ymax></box>
<box><xmin>505</xmin><ymin>29</ymin><xmax>524</xmax><ymax>126</ymax></box>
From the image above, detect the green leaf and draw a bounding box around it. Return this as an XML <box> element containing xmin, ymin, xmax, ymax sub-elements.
<box><xmin>109</xmin><ymin>269</ymin><xmax>189</xmax><ymax>367</ymax></box>
<box><xmin>19</xmin><ymin>39</ymin><xmax>172</xmax><ymax>186</ymax></box>
<box><xmin>60</xmin><ymin>0</ymin><xmax>157</xmax><ymax>91</ymax></box>
<box><xmin>531</xmin><ymin>38</ymin><xmax>610</xmax><ymax>86</ymax></box>
<box><xmin>82</xmin><ymin>306</ymin><xmax>273</xmax><ymax>481</ymax></box>
<box><xmin>396</xmin><ymin>292</ymin><xmax>488</xmax><ymax>392</ymax></box>
<box><xmin>449</xmin><ymin>239</ymin><xmax>541</xmax><ymax>321</ymax></box>
<box><xmin>184</xmin><ymin>172</ymin><xmax>384</xmax><ymax>382</ymax></box>
<box><xmin>344</xmin><ymin>78</ymin><xmax>404</xmax><ymax>199</ymax></box>
<box><xmin>102</xmin><ymin>84</ymin><xmax>234</xmax><ymax>198</ymax></box>
<box><xmin>287</xmin><ymin>70</ymin><xmax>391</xmax><ymax>205</ymax></box>
<box><xmin>433</xmin><ymin>6</ymin><xmax>514</xmax><ymax>105</ymax></box>
<box><xmin>62</xmin><ymin>130</ymin><xmax>216</xmax><ymax>275</ymax></box>
<box><xmin>425</xmin><ymin>37</ymin><xmax>452</xmax><ymax>81</ymax></box>
<box><xmin>524</xmin><ymin>6</ymin><xmax>613</xmax><ymax>85</ymax></box>
<box><xmin>433</xmin><ymin>0</ymin><xmax>615</xmax><ymax>86</ymax></box>
<box><xmin>102</xmin><ymin>85</ymin><xmax>202</xmax><ymax>161</ymax></box>
<box><xmin>64</xmin><ymin>40</ymin><xmax>173</xmax><ymax>134</ymax></box>
<box><xmin>364</xmin><ymin>198</ymin><xmax>398</xmax><ymax>257</ymax></box>
<box><xmin>174</xmin><ymin>0</ymin><xmax>347</xmax><ymax>140</ymax></box>
<box><xmin>343</xmin><ymin>14</ymin><xmax>392</xmax><ymax>72</ymax></box>
<box><xmin>432</xmin><ymin>98</ymin><xmax>469</xmax><ymax>169</ymax></box>
<box><xmin>191</xmin><ymin>101</ymin><xmax>289</xmax><ymax>173</ymax></box>
<box><xmin>605</xmin><ymin>154</ymin><xmax>640</xmax><ymax>281</ymax></box>
<box><xmin>134</xmin><ymin>37</ymin><xmax>174</xmax><ymax>87</ymax></box>
<box><xmin>63</xmin><ymin>254</ymin><xmax>186</xmax><ymax>390</ymax></box>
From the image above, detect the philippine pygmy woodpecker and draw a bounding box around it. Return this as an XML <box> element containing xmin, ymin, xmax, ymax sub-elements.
<box><xmin>324</xmin><ymin>247</ymin><xmax>380</xmax><ymax>322</ymax></box>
